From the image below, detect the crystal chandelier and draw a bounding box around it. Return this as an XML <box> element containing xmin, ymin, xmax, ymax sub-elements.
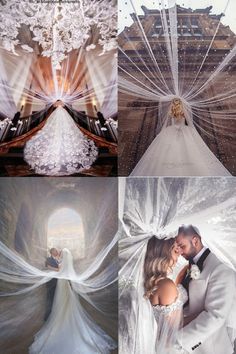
<box><xmin>0</xmin><ymin>0</ymin><xmax>117</xmax><ymax>69</ymax></box>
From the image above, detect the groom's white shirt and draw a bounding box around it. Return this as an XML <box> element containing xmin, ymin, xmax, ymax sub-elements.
<box><xmin>181</xmin><ymin>251</ymin><xmax>236</xmax><ymax>354</ymax></box>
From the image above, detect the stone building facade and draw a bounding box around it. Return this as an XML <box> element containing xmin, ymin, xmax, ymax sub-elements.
<box><xmin>119</xmin><ymin>5</ymin><xmax>236</xmax><ymax>175</ymax></box>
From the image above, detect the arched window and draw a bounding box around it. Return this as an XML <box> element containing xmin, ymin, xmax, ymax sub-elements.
<box><xmin>47</xmin><ymin>208</ymin><xmax>85</xmax><ymax>259</ymax></box>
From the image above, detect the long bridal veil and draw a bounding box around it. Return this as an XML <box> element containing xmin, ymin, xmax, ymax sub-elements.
<box><xmin>0</xmin><ymin>178</ymin><xmax>118</xmax><ymax>354</ymax></box>
<box><xmin>24</xmin><ymin>106</ymin><xmax>98</xmax><ymax>176</ymax></box>
<box><xmin>130</xmin><ymin>98</ymin><xmax>231</xmax><ymax>176</ymax></box>
<box><xmin>29</xmin><ymin>248</ymin><xmax>116</xmax><ymax>354</ymax></box>
<box><xmin>118</xmin><ymin>0</ymin><xmax>236</xmax><ymax>175</ymax></box>
<box><xmin>119</xmin><ymin>177</ymin><xmax>236</xmax><ymax>354</ymax></box>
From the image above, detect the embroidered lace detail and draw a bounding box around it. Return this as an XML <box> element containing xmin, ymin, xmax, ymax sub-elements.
<box><xmin>153</xmin><ymin>284</ymin><xmax>188</xmax><ymax>317</ymax></box>
<box><xmin>24</xmin><ymin>107</ymin><xmax>98</xmax><ymax>176</ymax></box>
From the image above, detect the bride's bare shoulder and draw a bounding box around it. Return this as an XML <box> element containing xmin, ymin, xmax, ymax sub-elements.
<box><xmin>151</xmin><ymin>278</ymin><xmax>178</xmax><ymax>306</ymax></box>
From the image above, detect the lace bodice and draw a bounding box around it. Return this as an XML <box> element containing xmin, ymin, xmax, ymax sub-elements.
<box><xmin>171</xmin><ymin>117</ymin><xmax>186</xmax><ymax>127</ymax></box>
<box><xmin>152</xmin><ymin>284</ymin><xmax>188</xmax><ymax>318</ymax></box>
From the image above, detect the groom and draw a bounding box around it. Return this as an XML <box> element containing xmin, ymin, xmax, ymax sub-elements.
<box><xmin>44</xmin><ymin>248</ymin><xmax>60</xmax><ymax>321</ymax></box>
<box><xmin>176</xmin><ymin>224</ymin><xmax>236</xmax><ymax>354</ymax></box>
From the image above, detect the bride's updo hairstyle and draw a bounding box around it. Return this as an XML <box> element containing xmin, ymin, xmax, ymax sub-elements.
<box><xmin>171</xmin><ymin>98</ymin><xmax>185</xmax><ymax>119</ymax></box>
<box><xmin>144</xmin><ymin>236</ymin><xmax>176</xmax><ymax>299</ymax></box>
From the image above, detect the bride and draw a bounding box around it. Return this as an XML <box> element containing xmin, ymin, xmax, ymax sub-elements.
<box><xmin>29</xmin><ymin>248</ymin><xmax>116</xmax><ymax>354</ymax></box>
<box><xmin>143</xmin><ymin>236</ymin><xmax>188</xmax><ymax>353</ymax></box>
<box><xmin>131</xmin><ymin>98</ymin><xmax>231</xmax><ymax>176</ymax></box>
<box><xmin>120</xmin><ymin>236</ymin><xmax>188</xmax><ymax>354</ymax></box>
<box><xmin>24</xmin><ymin>100</ymin><xmax>98</xmax><ymax>176</ymax></box>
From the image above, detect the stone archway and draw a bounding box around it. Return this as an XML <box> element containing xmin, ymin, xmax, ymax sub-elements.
<box><xmin>47</xmin><ymin>207</ymin><xmax>85</xmax><ymax>260</ymax></box>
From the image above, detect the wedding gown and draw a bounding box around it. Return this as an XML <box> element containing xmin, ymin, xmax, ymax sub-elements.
<box><xmin>29</xmin><ymin>249</ymin><xmax>116</xmax><ymax>354</ymax></box>
<box><xmin>24</xmin><ymin>107</ymin><xmax>98</xmax><ymax>176</ymax></box>
<box><xmin>131</xmin><ymin>117</ymin><xmax>231</xmax><ymax>176</ymax></box>
<box><xmin>119</xmin><ymin>280</ymin><xmax>188</xmax><ymax>354</ymax></box>
<box><xmin>152</xmin><ymin>284</ymin><xmax>188</xmax><ymax>354</ymax></box>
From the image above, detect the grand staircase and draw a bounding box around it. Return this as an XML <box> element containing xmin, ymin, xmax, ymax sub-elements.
<box><xmin>0</xmin><ymin>109</ymin><xmax>117</xmax><ymax>176</ymax></box>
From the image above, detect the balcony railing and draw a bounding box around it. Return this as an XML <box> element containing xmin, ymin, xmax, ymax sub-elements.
<box><xmin>0</xmin><ymin>107</ymin><xmax>50</xmax><ymax>143</ymax></box>
<box><xmin>65</xmin><ymin>107</ymin><xmax>118</xmax><ymax>143</ymax></box>
<box><xmin>0</xmin><ymin>106</ymin><xmax>118</xmax><ymax>146</ymax></box>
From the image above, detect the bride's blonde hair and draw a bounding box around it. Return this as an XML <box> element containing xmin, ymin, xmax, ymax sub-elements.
<box><xmin>170</xmin><ymin>98</ymin><xmax>185</xmax><ymax>119</ymax></box>
<box><xmin>144</xmin><ymin>236</ymin><xmax>176</xmax><ymax>298</ymax></box>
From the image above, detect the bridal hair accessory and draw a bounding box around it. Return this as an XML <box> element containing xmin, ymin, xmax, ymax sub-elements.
<box><xmin>153</xmin><ymin>227</ymin><xmax>177</xmax><ymax>240</ymax></box>
<box><xmin>141</xmin><ymin>225</ymin><xmax>177</xmax><ymax>241</ymax></box>
<box><xmin>123</xmin><ymin>211</ymin><xmax>177</xmax><ymax>241</ymax></box>
<box><xmin>189</xmin><ymin>264</ymin><xmax>201</xmax><ymax>280</ymax></box>
<box><xmin>126</xmin><ymin>210</ymin><xmax>177</xmax><ymax>240</ymax></box>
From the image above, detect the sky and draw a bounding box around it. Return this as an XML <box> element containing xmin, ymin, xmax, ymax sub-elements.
<box><xmin>48</xmin><ymin>208</ymin><xmax>82</xmax><ymax>234</ymax></box>
<box><xmin>118</xmin><ymin>0</ymin><xmax>236</xmax><ymax>34</ymax></box>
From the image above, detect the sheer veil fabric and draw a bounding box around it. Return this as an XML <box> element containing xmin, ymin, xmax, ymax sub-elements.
<box><xmin>0</xmin><ymin>178</ymin><xmax>118</xmax><ymax>354</ymax></box>
<box><xmin>0</xmin><ymin>49</ymin><xmax>117</xmax><ymax>121</ymax></box>
<box><xmin>0</xmin><ymin>243</ymin><xmax>117</xmax><ymax>354</ymax></box>
<box><xmin>0</xmin><ymin>241</ymin><xmax>117</xmax><ymax>354</ymax></box>
<box><xmin>29</xmin><ymin>249</ymin><xmax>116</xmax><ymax>354</ymax></box>
<box><xmin>119</xmin><ymin>0</ymin><xmax>236</xmax><ymax>176</ymax></box>
<box><xmin>24</xmin><ymin>106</ymin><xmax>98</xmax><ymax>176</ymax></box>
<box><xmin>130</xmin><ymin>112</ymin><xmax>231</xmax><ymax>176</ymax></box>
<box><xmin>119</xmin><ymin>178</ymin><xmax>236</xmax><ymax>354</ymax></box>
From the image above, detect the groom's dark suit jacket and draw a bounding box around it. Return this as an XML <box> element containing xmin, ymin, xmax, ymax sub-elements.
<box><xmin>44</xmin><ymin>256</ymin><xmax>59</xmax><ymax>321</ymax></box>
<box><xmin>46</xmin><ymin>256</ymin><xmax>59</xmax><ymax>269</ymax></box>
<box><xmin>181</xmin><ymin>248</ymin><xmax>211</xmax><ymax>294</ymax></box>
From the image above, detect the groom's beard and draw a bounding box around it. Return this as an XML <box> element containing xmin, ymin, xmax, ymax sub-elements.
<box><xmin>183</xmin><ymin>244</ymin><xmax>197</xmax><ymax>260</ymax></box>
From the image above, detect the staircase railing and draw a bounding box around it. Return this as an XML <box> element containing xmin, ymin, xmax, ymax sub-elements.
<box><xmin>0</xmin><ymin>106</ymin><xmax>54</xmax><ymax>153</ymax></box>
<box><xmin>66</xmin><ymin>107</ymin><xmax>118</xmax><ymax>143</ymax></box>
<box><xmin>0</xmin><ymin>106</ymin><xmax>51</xmax><ymax>143</ymax></box>
<box><xmin>0</xmin><ymin>106</ymin><xmax>117</xmax><ymax>154</ymax></box>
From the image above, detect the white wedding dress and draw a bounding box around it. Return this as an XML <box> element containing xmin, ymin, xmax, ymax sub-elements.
<box><xmin>119</xmin><ymin>275</ymin><xmax>188</xmax><ymax>354</ymax></box>
<box><xmin>24</xmin><ymin>107</ymin><xmax>98</xmax><ymax>176</ymax></box>
<box><xmin>131</xmin><ymin>117</ymin><xmax>231</xmax><ymax>176</ymax></box>
<box><xmin>29</xmin><ymin>249</ymin><xmax>116</xmax><ymax>354</ymax></box>
<box><xmin>152</xmin><ymin>284</ymin><xmax>188</xmax><ymax>354</ymax></box>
